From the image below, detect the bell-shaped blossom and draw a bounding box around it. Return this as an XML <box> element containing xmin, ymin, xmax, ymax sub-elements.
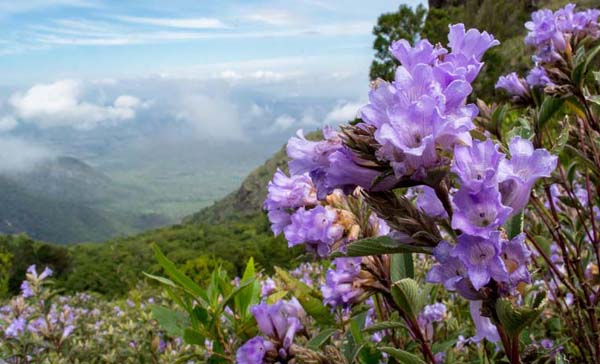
<box><xmin>21</xmin><ymin>281</ymin><xmax>34</xmax><ymax>298</ymax></box>
<box><xmin>287</xmin><ymin>127</ymin><xmax>342</xmax><ymax>177</ymax></box>
<box><xmin>452</xmin><ymin>139</ymin><xmax>505</xmax><ymax>192</ymax></box>
<box><xmin>496</xmin><ymin>73</ymin><xmax>529</xmax><ymax>97</ymax></box>
<box><xmin>390</xmin><ymin>38</ymin><xmax>447</xmax><ymax>71</ymax></box>
<box><xmin>498</xmin><ymin>136</ymin><xmax>557</xmax><ymax>213</ymax></box>
<box><xmin>360</xmin><ymin>81</ymin><xmax>397</xmax><ymax>128</ymax></box>
<box><xmin>442</xmin><ymin>23</ymin><xmax>500</xmax><ymax>84</ymax></box>
<box><xmin>526</xmin><ymin>66</ymin><xmax>552</xmax><ymax>87</ymax></box>
<box><xmin>236</xmin><ymin>336</ymin><xmax>275</xmax><ymax>364</ymax></box>
<box><xmin>418</xmin><ymin>302</ymin><xmax>447</xmax><ymax>341</ymax></box>
<box><xmin>501</xmin><ymin>233</ymin><xmax>532</xmax><ymax>289</ymax></box>
<box><xmin>26</xmin><ymin>265</ymin><xmax>53</xmax><ymax>281</ymax></box>
<box><xmin>525</xmin><ymin>4</ymin><xmax>599</xmax><ymax>62</ymax></box>
<box><xmin>469</xmin><ymin>301</ymin><xmax>500</xmax><ymax>343</ymax></box>
<box><xmin>447</xmin><ymin>23</ymin><xmax>500</xmax><ymax>63</ymax></box>
<box><xmin>416</xmin><ymin>186</ymin><xmax>448</xmax><ymax>218</ymax></box>
<box><xmin>5</xmin><ymin>317</ymin><xmax>27</xmax><ymax>338</ymax></box>
<box><xmin>427</xmin><ymin>241</ymin><xmax>468</xmax><ymax>291</ymax></box>
<box><xmin>325</xmin><ymin>148</ymin><xmax>393</xmax><ymax>194</ymax></box>
<box><xmin>452</xmin><ymin>187</ymin><xmax>512</xmax><ymax>238</ymax></box>
<box><xmin>322</xmin><ymin>257</ymin><xmax>364</xmax><ymax>308</ymax></box>
<box><xmin>264</xmin><ymin>169</ymin><xmax>317</xmax><ymax>211</ymax></box>
<box><xmin>264</xmin><ymin>169</ymin><xmax>318</xmax><ymax>235</ymax></box>
<box><xmin>451</xmin><ymin>232</ymin><xmax>509</xmax><ymax>290</ymax></box>
<box><xmin>249</xmin><ymin>299</ymin><xmax>304</xmax><ymax>351</ymax></box>
<box><xmin>284</xmin><ymin>205</ymin><xmax>344</xmax><ymax>257</ymax></box>
<box><xmin>261</xmin><ymin>278</ymin><xmax>277</xmax><ymax>298</ymax></box>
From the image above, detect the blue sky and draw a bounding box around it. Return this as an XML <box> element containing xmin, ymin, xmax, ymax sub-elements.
<box><xmin>0</xmin><ymin>0</ymin><xmax>424</xmax><ymax>85</ymax></box>
<box><xmin>0</xmin><ymin>0</ymin><xmax>425</xmax><ymax>173</ymax></box>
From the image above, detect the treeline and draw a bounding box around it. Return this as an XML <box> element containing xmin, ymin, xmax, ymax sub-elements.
<box><xmin>0</xmin><ymin>214</ymin><xmax>301</xmax><ymax>298</ymax></box>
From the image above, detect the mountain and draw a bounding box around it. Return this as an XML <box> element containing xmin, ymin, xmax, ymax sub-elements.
<box><xmin>186</xmin><ymin>130</ymin><xmax>322</xmax><ymax>224</ymax></box>
<box><xmin>0</xmin><ymin>156</ymin><xmax>169</xmax><ymax>244</ymax></box>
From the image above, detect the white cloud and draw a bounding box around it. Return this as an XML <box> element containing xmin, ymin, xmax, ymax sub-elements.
<box><xmin>243</xmin><ymin>10</ymin><xmax>296</xmax><ymax>26</ymax></box>
<box><xmin>325</xmin><ymin>101</ymin><xmax>364</xmax><ymax>123</ymax></box>
<box><xmin>274</xmin><ymin>114</ymin><xmax>296</xmax><ymax>129</ymax></box>
<box><xmin>0</xmin><ymin>0</ymin><xmax>96</xmax><ymax>14</ymax></box>
<box><xmin>0</xmin><ymin>116</ymin><xmax>18</xmax><ymax>132</ymax></box>
<box><xmin>0</xmin><ymin>137</ymin><xmax>53</xmax><ymax>172</ymax></box>
<box><xmin>116</xmin><ymin>16</ymin><xmax>227</xmax><ymax>29</ymax></box>
<box><xmin>8</xmin><ymin>80</ymin><xmax>142</xmax><ymax>129</ymax></box>
<box><xmin>176</xmin><ymin>94</ymin><xmax>244</xmax><ymax>140</ymax></box>
<box><xmin>216</xmin><ymin>70</ymin><xmax>296</xmax><ymax>83</ymax></box>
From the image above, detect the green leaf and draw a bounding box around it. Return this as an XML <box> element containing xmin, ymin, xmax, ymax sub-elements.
<box><xmin>234</xmin><ymin>258</ymin><xmax>260</xmax><ymax>319</ymax></box>
<box><xmin>380</xmin><ymin>347</ymin><xmax>426</xmax><ymax>364</ymax></box>
<box><xmin>152</xmin><ymin>244</ymin><xmax>209</xmax><ymax>306</ymax></box>
<box><xmin>306</xmin><ymin>328</ymin><xmax>337</xmax><ymax>350</ymax></box>
<box><xmin>495</xmin><ymin>299</ymin><xmax>544</xmax><ymax>337</ymax></box>
<box><xmin>391</xmin><ymin>278</ymin><xmax>424</xmax><ymax>318</ymax></box>
<box><xmin>344</xmin><ymin>236</ymin><xmax>432</xmax><ymax>257</ymax></box>
<box><xmin>183</xmin><ymin>328</ymin><xmax>204</xmax><ymax>345</ymax></box>
<box><xmin>143</xmin><ymin>272</ymin><xmax>177</xmax><ymax>288</ymax></box>
<box><xmin>266</xmin><ymin>290</ymin><xmax>288</xmax><ymax>304</ymax></box>
<box><xmin>504</xmin><ymin>211</ymin><xmax>524</xmax><ymax>239</ymax></box>
<box><xmin>390</xmin><ymin>253</ymin><xmax>414</xmax><ymax>281</ymax></box>
<box><xmin>537</xmin><ymin>97</ymin><xmax>564</xmax><ymax>131</ymax></box>
<box><xmin>362</xmin><ymin>320</ymin><xmax>404</xmax><ymax>333</ymax></box>
<box><xmin>217</xmin><ymin>277</ymin><xmax>256</xmax><ymax>315</ymax></box>
<box><xmin>151</xmin><ymin>305</ymin><xmax>189</xmax><ymax>337</ymax></box>
<box><xmin>297</xmin><ymin>294</ymin><xmax>336</xmax><ymax>326</ymax></box>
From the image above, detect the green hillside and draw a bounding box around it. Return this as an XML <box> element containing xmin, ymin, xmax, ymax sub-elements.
<box><xmin>188</xmin><ymin>130</ymin><xmax>322</xmax><ymax>224</ymax></box>
<box><xmin>0</xmin><ymin>157</ymin><xmax>170</xmax><ymax>244</ymax></box>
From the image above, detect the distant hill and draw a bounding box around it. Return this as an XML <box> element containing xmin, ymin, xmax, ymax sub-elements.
<box><xmin>0</xmin><ymin>156</ymin><xmax>169</xmax><ymax>244</ymax></box>
<box><xmin>187</xmin><ymin>130</ymin><xmax>322</xmax><ymax>224</ymax></box>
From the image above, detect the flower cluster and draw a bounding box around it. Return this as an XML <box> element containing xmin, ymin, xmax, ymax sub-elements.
<box><xmin>359</xmin><ymin>24</ymin><xmax>498</xmax><ymax>180</ymax></box>
<box><xmin>236</xmin><ymin>299</ymin><xmax>305</xmax><ymax>364</ymax></box>
<box><xmin>425</xmin><ymin>136</ymin><xmax>555</xmax><ymax>339</ymax></box>
<box><xmin>525</xmin><ymin>3</ymin><xmax>599</xmax><ymax>63</ymax></box>
<box><xmin>1</xmin><ymin>269</ymin><xmax>194</xmax><ymax>363</ymax></box>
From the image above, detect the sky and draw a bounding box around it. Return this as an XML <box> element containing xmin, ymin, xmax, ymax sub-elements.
<box><xmin>0</xmin><ymin>0</ymin><xmax>424</xmax><ymax>173</ymax></box>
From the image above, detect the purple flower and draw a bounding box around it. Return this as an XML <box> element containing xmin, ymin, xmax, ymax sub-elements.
<box><xmin>419</xmin><ymin>302</ymin><xmax>446</xmax><ymax>324</ymax></box>
<box><xmin>5</xmin><ymin>317</ymin><xmax>26</xmax><ymax>338</ymax></box>
<box><xmin>236</xmin><ymin>336</ymin><xmax>274</xmax><ymax>364</ymax></box>
<box><xmin>264</xmin><ymin>169</ymin><xmax>317</xmax><ymax>235</ymax></box>
<box><xmin>469</xmin><ymin>300</ymin><xmax>500</xmax><ymax>343</ymax></box>
<box><xmin>451</xmin><ymin>232</ymin><xmax>509</xmax><ymax>290</ymax></box>
<box><xmin>452</xmin><ymin>139</ymin><xmax>505</xmax><ymax>193</ymax></box>
<box><xmin>20</xmin><ymin>281</ymin><xmax>34</xmax><ymax>298</ymax></box>
<box><xmin>287</xmin><ymin>127</ymin><xmax>343</xmax><ymax>194</ymax></box>
<box><xmin>416</xmin><ymin>186</ymin><xmax>448</xmax><ymax>218</ymax></box>
<box><xmin>452</xmin><ymin>187</ymin><xmax>512</xmax><ymax>238</ymax></box>
<box><xmin>250</xmin><ymin>299</ymin><xmax>304</xmax><ymax>350</ymax></box>
<box><xmin>501</xmin><ymin>233</ymin><xmax>531</xmax><ymax>289</ymax></box>
<box><xmin>390</xmin><ymin>38</ymin><xmax>447</xmax><ymax>71</ymax></box>
<box><xmin>359</xmin><ymin>81</ymin><xmax>397</xmax><ymax>128</ymax></box>
<box><xmin>495</xmin><ymin>73</ymin><xmax>528</xmax><ymax>97</ymax></box>
<box><xmin>418</xmin><ymin>303</ymin><xmax>447</xmax><ymax>341</ymax></box>
<box><xmin>447</xmin><ymin>23</ymin><xmax>500</xmax><ymax>62</ymax></box>
<box><xmin>321</xmin><ymin>257</ymin><xmax>364</xmax><ymax>308</ymax></box>
<box><xmin>526</xmin><ymin>66</ymin><xmax>552</xmax><ymax>87</ymax></box>
<box><xmin>499</xmin><ymin>136</ymin><xmax>557</xmax><ymax>213</ymax></box>
<box><xmin>261</xmin><ymin>278</ymin><xmax>277</xmax><ymax>298</ymax></box>
<box><xmin>26</xmin><ymin>265</ymin><xmax>53</xmax><ymax>281</ymax></box>
<box><xmin>525</xmin><ymin>9</ymin><xmax>560</xmax><ymax>47</ymax></box>
<box><xmin>427</xmin><ymin>241</ymin><xmax>469</xmax><ymax>291</ymax></box>
<box><xmin>264</xmin><ymin>169</ymin><xmax>317</xmax><ymax>211</ymax></box>
<box><xmin>284</xmin><ymin>205</ymin><xmax>343</xmax><ymax>257</ymax></box>
<box><xmin>325</xmin><ymin>148</ymin><xmax>392</xmax><ymax>193</ymax></box>
<box><xmin>442</xmin><ymin>24</ymin><xmax>499</xmax><ymax>84</ymax></box>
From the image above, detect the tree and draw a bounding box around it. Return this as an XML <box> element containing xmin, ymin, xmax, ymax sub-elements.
<box><xmin>369</xmin><ymin>4</ymin><xmax>427</xmax><ymax>82</ymax></box>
